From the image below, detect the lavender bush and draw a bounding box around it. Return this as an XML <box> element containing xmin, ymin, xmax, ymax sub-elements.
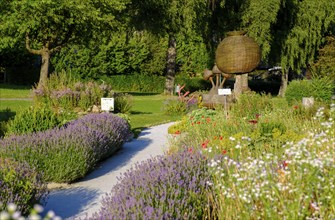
<box><xmin>87</xmin><ymin>150</ymin><xmax>220</xmax><ymax>220</ymax></box>
<box><xmin>0</xmin><ymin>158</ymin><xmax>48</xmax><ymax>215</ymax></box>
<box><xmin>32</xmin><ymin>71</ymin><xmax>113</xmax><ymax>111</ymax></box>
<box><xmin>0</xmin><ymin>113</ymin><xmax>131</xmax><ymax>183</ymax></box>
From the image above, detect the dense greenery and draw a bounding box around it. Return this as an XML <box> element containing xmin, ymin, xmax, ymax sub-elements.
<box><xmin>1</xmin><ymin>0</ymin><xmax>333</xmax><ymax>94</ymax></box>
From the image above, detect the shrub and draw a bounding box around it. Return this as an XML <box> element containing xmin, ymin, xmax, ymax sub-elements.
<box><xmin>87</xmin><ymin>150</ymin><xmax>219</xmax><ymax>219</ymax></box>
<box><xmin>103</xmin><ymin>74</ymin><xmax>165</xmax><ymax>93</ymax></box>
<box><xmin>285</xmin><ymin>77</ymin><xmax>334</xmax><ymax>104</ymax></box>
<box><xmin>310</xmin><ymin>76</ymin><xmax>335</xmax><ymax>102</ymax></box>
<box><xmin>0</xmin><ymin>113</ymin><xmax>131</xmax><ymax>183</ymax></box>
<box><xmin>5</xmin><ymin>104</ymin><xmax>77</xmax><ymax>136</ymax></box>
<box><xmin>32</xmin><ymin>71</ymin><xmax>113</xmax><ymax>112</ymax></box>
<box><xmin>0</xmin><ymin>158</ymin><xmax>48</xmax><ymax>215</ymax></box>
<box><xmin>285</xmin><ymin>80</ymin><xmax>313</xmax><ymax>104</ymax></box>
<box><xmin>230</xmin><ymin>92</ymin><xmax>274</xmax><ymax>119</ymax></box>
<box><xmin>162</xmin><ymin>98</ymin><xmax>188</xmax><ymax>115</ymax></box>
<box><xmin>113</xmin><ymin>93</ymin><xmax>133</xmax><ymax>114</ymax></box>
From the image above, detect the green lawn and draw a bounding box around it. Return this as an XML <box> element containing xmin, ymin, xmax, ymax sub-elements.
<box><xmin>0</xmin><ymin>84</ymin><xmax>33</xmax><ymax>98</ymax></box>
<box><xmin>0</xmin><ymin>85</ymin><xmax>180</xmax><ymax>134</ymax></box>
<box><xmin>129</xmin><ymin>94</ymin><xmax>181</xmax><ymax>134</ymax></box>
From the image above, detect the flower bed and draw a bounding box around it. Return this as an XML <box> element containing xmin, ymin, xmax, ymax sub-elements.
<box><xmin>87</xmin><ymin>150</ymin><xmax>220</xmax><ymax>219</ymax></box>
<box><xmin>0</xmin><ymin>113</ymin><xmax>131</xmax><ymax>183</ymax></box>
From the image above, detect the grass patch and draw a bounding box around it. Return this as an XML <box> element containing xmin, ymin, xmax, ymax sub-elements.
<box><xmin>0</xmin><ymin>84</ymin><xmax>33</xmax><ymax>98</ymax></box>
<box><xmin>129</xmin><ymin>94</ymin><xmax>181</xmax><ymax>136</ymax></box>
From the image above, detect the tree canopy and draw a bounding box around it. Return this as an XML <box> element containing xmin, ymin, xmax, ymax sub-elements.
<box><xmin>0</xmin><ymin>0</ymin><xmax>130</xmax><ymax>86</ymax></box>
<box><xmin>0</xmin><ymin>0</ymin><xmax>334</xmax><ymax>93</ymax></box>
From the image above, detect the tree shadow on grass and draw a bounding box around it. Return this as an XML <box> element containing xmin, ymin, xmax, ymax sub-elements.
<box><xmin>0</xmin><ymin>108</ymin><xmax>15</xmax><ymax>122</ymax></box>
<box><xmin>129</xmin><ymin>110</ymin><xmax>152</xmax><ymax>115</ymax></box>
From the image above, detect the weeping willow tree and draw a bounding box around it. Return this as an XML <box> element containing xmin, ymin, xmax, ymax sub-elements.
<box><xmin>240</xmin><ymin>0</ymin><xmax>335</xmax><ymax>96</ymax></box>
<box><xmin>278</xmin><ymin>0</ymin><xmax>335</xmax><ymax>96</ymax></box>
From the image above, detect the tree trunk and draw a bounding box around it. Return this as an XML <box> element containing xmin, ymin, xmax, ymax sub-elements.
<box><xmin>233</xmin><ymin>73</ymin><xmax>249</xmax><ymax>99</ymax></box>
<box><xmin>38</xmin><ymin>48</ymin><xmax>50</xmax><ymax>88</ymax></box>
<box><xmin>278</xmin><ymin>70</ymin><xmax>288</xmax><ymax>97</ymax></box>
<box><xmin>164</xmin><ymin>34</ymin><xmax>177</xmax><ymax>95</ymax></box>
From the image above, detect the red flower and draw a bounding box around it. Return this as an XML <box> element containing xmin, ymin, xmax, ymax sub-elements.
<box><xmin>201</xmin><ymin>140</ymin><xmax>209</xmax><ymax>148</ymax></box>
<box><xmin>174</xmin><ymin>130</ymin><xmax>181</xmax><ymax>135</ymax></box>
<box><xmin>293</xmin><ymin>105</ymin><xmax>299</xmax><ymax>109</ymax></box>
<box><xmin>222</xmin><ymin>149</ymin><xmax>227</xmax><ymax>154</ymax></box>
<box><xmin>283</xmin><ymin>160</ymin><xmax>289</xmax><ymax>167</ymax></box>
<box><xmin>248</xmin><ymin>119</ymin><xmax>258</xmax><ymax>124</ymax></box>
<box><xmin>255</xmin><ymin>114</ymin><xmax>261</xmax><ymax>119</ymax></box>
<box><xmin>197</xmin><ymin>121</ymin><xmax>201</xmax><ymax>124</ymax></box>
<box><xmin>219</xmin><ymin>136</ymin><xmax>223</xmax><ymax>140</ymax></box>
<box><xmin>188</xmin><ymin>148</ymin><xmax>193</xmax><ymax>153</ymax></box>
<box><xmin>206</xmin><ymin>118</ymin><xmax>211</xmax><ymax>123</ymax></box>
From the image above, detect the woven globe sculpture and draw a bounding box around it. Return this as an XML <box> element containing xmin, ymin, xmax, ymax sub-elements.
<box><xmin>215</xmin><ymin>31</ymin><xmax>261</xmax><ymax>74</ymax></box>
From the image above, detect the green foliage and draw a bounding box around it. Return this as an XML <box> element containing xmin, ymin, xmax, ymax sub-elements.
<box><xmin>176</xmin><ymin>34</ymin><xmax>212</xmax><ymax>76</ymax></box>
<box><xmin>241</xmin><ymin>0</ymin><xmax>282</xmax><ymax>62</ymax></box>
<box><xmin>52</xmin><ymin>31</ymin><xmax>155</xmax><ymax>78</ymax></box>
<box><xmin>280</xmin><ymin>0</ymin><xmax>335</xmax><ymax>71</ymax></box>
<box><xmin>312</xmin><ymin>36</ymin><xmax>335</xmax><ymax>79</ymax></box>
<box><xmin>285</xmin><ymin>80</ymin><xmax>313</xmax><ymax>104</ymax></box>
<box><xmin>5</xmin><ymin>104</ymin><xmax>77</xmax><ymax>136</ymax></box>
<box><xmin>310</xmin><ymin>76</ymin><xmax>335</xmax><ymax>102</ymax></box>
<box><xmin>230</xmin><ymin>92</ymin><xmax>274</xmax><ymax>119</ymax></box>
<box><xmin>163</xmin><ymin>98</ymin><xmax>188</xmax><ymax>116</ymax></box>
<box><xmin>175</xmin><ymin>76</ymin><xmax>211</xmax><ymax>93</ymax></box>
<box><xmin>103</xmin><ymin>74</ymin><xmax>165</xmax><ymax>93</ymax></box>
<box><xmin>114</xmin><ymin>93</ymin><xmax>133</xmax><ymax>114</ymax></box>
<box><xmin>0</xmin><ymin>0</ymin><xmax>130</xmax><ymax>51</ymax></box>
<box><xmin>286</xmin><ymin>77</ymin><xmax>334</xmax><ymax>104</ymax></box>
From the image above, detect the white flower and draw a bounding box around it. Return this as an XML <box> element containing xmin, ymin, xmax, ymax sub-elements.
<box><xmin>7</xmin><ymin>203</ymin><xmax>17</xmax><ymax>213</ymax></box>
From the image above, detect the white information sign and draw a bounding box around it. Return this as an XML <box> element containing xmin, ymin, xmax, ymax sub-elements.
<box><xmin>101</xmin><ymin>98</ymin><xmax>114</xmax><ymax>111</ymax></box>
<box><xmin>218</xmin><ymin>88</ymin><xmax>232</xmax><ymax>95</ymax></box>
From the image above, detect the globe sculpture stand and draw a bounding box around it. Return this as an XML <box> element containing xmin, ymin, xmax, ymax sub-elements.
<box><xmin>215</xmin><ymin>30</ymin><xmax>261</xmax><ymax>99</ymax></box>
<box><xmin>202</xmin><ymin>64</ymin><xmax>232</xmax><ymax>108</ymax></box>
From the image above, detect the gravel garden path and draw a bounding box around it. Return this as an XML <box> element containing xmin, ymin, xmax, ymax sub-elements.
<box><xmin>42</xmin><ymin>122</ymin><xmax>175</xmax><ymax>220</ymax></box>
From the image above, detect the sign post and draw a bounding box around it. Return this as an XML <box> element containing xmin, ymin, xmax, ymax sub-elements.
<box><xmin>218</xmin><ymin>88</ymin><xmax>231</xmax><ymax>118</ymax></box>
<box><xmin>101</xmin><ymin>98</ymin><xmax>114</xmax><ymax>112</ymax></box>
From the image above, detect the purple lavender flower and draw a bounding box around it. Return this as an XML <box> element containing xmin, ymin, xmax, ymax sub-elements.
<box><xmin>87</xmin><ymin>150</ymin><xmax>221</xmax><ymax>219</ymax></box>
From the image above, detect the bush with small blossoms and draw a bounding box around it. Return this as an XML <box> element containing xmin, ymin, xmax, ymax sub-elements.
<box><xmin>0</xmin><ymin>113</ymin><xmax>131</xmax><ymax>183</ymax></box>
<box><xmin>0</xmin><ymin>158</ymin><xmax>48</xmax><ymax>216</ymax></box>
<box><xmin>86</xmin><ymin>150</ymin><xmax>220</xmax><ymax>219</ymax></box>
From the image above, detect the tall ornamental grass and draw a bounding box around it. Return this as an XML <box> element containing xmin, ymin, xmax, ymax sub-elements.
<box><xmin>87</xmin><ymin>150</ymin><xmax>220</xmax><ymax>220</ymax></box>
<box><xmin>0</xmin><ymin>113</ymin><xmax>131</xmax><ymax>183</ymax></box>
